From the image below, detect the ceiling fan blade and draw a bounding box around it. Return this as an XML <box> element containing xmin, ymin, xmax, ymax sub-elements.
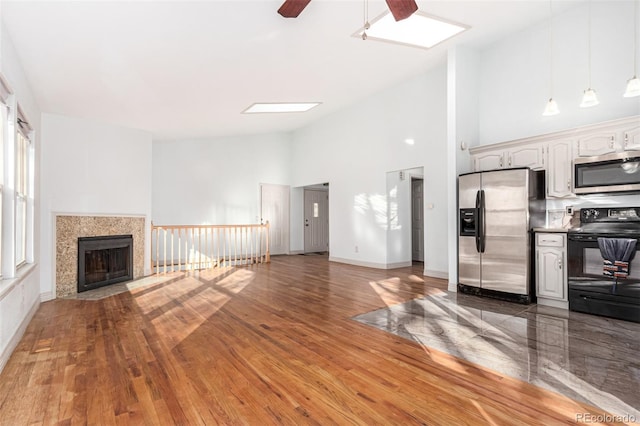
<box><xmin>278</xmin><ymin>0</ymin><xmax>312</xmax><ymax>18</ymax></box>
<box><xmin>385</xmin><ymin>0</ymin><xmax>418</xmax><ymax>21</ymax></box>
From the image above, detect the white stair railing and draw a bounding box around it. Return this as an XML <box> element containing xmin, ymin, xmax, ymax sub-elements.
<box><xmin>151</xmin><ymin>222</ymin><xmax>270</xmax><ymax>274</ymax></box>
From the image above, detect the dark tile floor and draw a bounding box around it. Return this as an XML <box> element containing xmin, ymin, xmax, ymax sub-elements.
<box><xmin>353</xmin><ymin>292</ymin><xmax>640</xmax><ymax>419</ymax></box>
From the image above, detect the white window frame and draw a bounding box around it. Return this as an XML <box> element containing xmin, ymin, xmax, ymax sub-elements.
<box><xmin>15</xmin><ymin>116</ymin><xmax>31</xmax><ymax>269</ymax></box>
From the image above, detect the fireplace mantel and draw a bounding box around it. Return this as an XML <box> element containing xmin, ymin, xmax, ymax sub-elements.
<box><xmin>55</xmin><ymin>215</ymin><xmax>145</xmax><ymax>298</ymax></box>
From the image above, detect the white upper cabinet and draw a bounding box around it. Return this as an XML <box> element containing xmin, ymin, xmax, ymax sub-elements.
<box><xmin>576</xmin><ymin>131</ymin><xmax>616</xmax><ymax>157</ymax></box>
<box><xmin>473</xmin><ymin>151</ymin><xmax>504</xmax><ymax>171</ymax></box>
<box><xmin>621</xmin><ymin>124</ymin><xmax>640</xmax><ymax>151</ymax></box>
<box><xmin>473</xmin><ymin>144</ymin><xmax>544</xmax><ymax>172</ymax></box>
<box><xmin>547</xmin><ymin>140</ymin><xmax>574</xmax><ymax>198</ymax></box>
<box><xmin>508</xmin><ymin>145</ymin><xmax>545</xmax><ymax>169</ymax></box>
<box><xmin>468</xmin><ymin>115</ymin><xmax>639</xmax><ymax>198</ymax></box>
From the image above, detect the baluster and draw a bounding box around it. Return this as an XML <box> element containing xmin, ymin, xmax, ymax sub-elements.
<box><xmin>216</xmin><ymin>227</ymin><xmax>220</xmax><ymax>267</ymax></box>
<box><xmin>204</xmin><ymin>227</ymin><xmax>208</xmax><ymax>269</ymax></box>
<box><xmin>258</xmin><ymin>225</ymin><xmax>264</xmax><ymax>263</ymax></box>
<box><xmin>155</xmin><ymin>227</ymin><xmax>160</xmax><ymax>274</ymax></box>
<box><xmin>198</xmin><ymin>227</ymin><xmax>202</xmax><ymax>270</ymax></box>
<box><xmin>265</xmin><ymin>222</ymin><xmax>270</xmax><ymax>263</ymax></box>
<box><xmin>234</xmin><ymin>227</ymin><xmax>237</xmax><ymax>266</ymax></box>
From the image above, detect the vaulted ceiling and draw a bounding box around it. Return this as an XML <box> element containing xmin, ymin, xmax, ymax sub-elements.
<box><xmin>2</xmin><ymin>0</ymin><xmax>581</xmax><ymax>140</ymax></box>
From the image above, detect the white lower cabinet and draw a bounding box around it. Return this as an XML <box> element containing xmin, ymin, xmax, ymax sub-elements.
<box><xmin>535</xmin><ymin>233</ymin><xmax>568</xmax><ymax>309</ymax></box>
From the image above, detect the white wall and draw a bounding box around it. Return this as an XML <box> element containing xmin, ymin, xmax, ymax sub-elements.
<box><xmin>39</xmin><ymin>113</ymin><xmax>153</xmax><ymax>299</ymax></box>
<box><xmin>479</xmin><ymin>0</ymin><xmax>640</xmax><ymax>145</ymax></box>
<box><xmin>291</xmin><ymin>65</ymin><xmax>449</xmax><ymax>275</ymax></box>
<box><xmin>447</xmin><ymin>46</ymin><xmax>480</xmax><ymax>289</ymax></box>
<box><xmin>152</xmin><ymin>133</ymin><xmax>291</xmax><ymax>225</ymax></box>
<box><xmin>0</xmin><ymin>24</ymin><xmax>41</xmax><ymax>373</ymax></box>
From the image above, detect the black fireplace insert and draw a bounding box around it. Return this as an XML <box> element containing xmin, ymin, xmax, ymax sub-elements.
<box><xmin>78</xmin><ymin>235</ymin><xmax>133</xmax><ymax>293</ymax></box>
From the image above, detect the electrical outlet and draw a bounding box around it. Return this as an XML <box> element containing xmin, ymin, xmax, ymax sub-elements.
<box><xmin>566</xmin><ymin>206</ymin><xmax>574</xmax><ymax>215</ymax></box>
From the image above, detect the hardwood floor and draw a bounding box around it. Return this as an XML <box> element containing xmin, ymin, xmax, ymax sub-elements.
<box><xmin>0</xmin><ymin>255</ymin><xmax>620</xmax><ymax>425</ymax></box>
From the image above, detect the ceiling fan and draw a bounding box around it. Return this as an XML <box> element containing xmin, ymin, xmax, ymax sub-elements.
<box><xmin>278</xmin><ymin>0</ymin><xmax>418</xmax><ymax>21</ymax></box>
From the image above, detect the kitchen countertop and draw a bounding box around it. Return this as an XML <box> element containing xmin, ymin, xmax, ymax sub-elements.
<box><xmin>533</xmin><ymin>227</ymin><xmax>569</xmax><ymax>233</ymax></box>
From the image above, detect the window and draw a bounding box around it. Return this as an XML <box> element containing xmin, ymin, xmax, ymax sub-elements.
<box><xmin>0</xmin><ymin>103</ymin><xmax>5</xmax><ymax>274</ymax></box>
<box><xmin>15</xmin><ymin>122</ymin><xmax>30</xmax><ymax>267</ymax></box>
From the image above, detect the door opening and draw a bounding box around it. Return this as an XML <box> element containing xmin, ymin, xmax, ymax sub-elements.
<box><xmin>411</xmin><ymin>177</ymin><xmax>424</xmax><ymax>264</ymax></box>
<box><xmin>304</xmin><ymin>186</ymin><xmax>329</xmax><ymax>254</ymax></box>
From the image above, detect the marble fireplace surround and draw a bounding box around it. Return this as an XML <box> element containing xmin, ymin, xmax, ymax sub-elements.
<box><xmin>55</xmin><ymin>215</ymin><xmax>145</xmax><ymax>298</ymax></box>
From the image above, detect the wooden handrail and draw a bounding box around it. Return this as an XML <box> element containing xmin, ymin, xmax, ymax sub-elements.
<box><xmin>151</xmin><ymin>222</ymin><xmax>270</xmax><ymax>274</ymax></box>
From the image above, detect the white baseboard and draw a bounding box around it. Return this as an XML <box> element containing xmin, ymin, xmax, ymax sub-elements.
<box><xmin>423</xmin><ymin>269</ymin><xmax>448</xmax><ymax>280</ymax></box>
<box><xmin>329</xmin><ymin>257</ymin><xmax>415</xmax><ymax>270</ymax></box>
<box><xmin>536</xmin><ymin>297</ymin><xmax>568</xmax><ymax>310</ymax></box>
<box><xmin>289</xmin><ymin>250</ymin><xmax>304</xmax><ymax>255</ymax></box>
<box><xmin>0</xmin><ymin>296</ymin><xmax>40</xmax><ymax>374</ymax></box>
<box><xmin>387</xmin><ymin>261</ymin><xmax>412</xmax><ymax>269</ymax></box>
<box><xmin>40</xmin><ymin>291</ymin><xmax>55</xmax><ymax>302</ymax></box>
<box><xmin>329</xmin><ymin>256</ymin><xmax>388</xmax><ymax>269</ymax></box>
<box><xmin>447</xmin><ymin>282</ymin><xmax>458</xmax><ymax>292</ymax></box>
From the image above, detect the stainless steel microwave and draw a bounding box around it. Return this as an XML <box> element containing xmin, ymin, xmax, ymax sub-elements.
<box><xmin>574</xmin><ymin>150</ymin><xmax>640</xmax><ymax>194</ymax></box>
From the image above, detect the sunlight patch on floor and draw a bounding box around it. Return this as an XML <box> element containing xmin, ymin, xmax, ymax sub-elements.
<box><xmin>136</xmin><ymin>268</ymin><xmax>255</xmax><ymax>348</ymax></box>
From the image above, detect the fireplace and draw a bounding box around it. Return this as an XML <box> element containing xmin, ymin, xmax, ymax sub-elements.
<box><xmin>78</xmin><ymin>235</ymin><xmax>133</xmax><ymax>293</ymax></box>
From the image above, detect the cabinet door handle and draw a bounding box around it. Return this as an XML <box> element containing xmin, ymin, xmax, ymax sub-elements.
<box><xmin>557</xmin><ymin>259</ymin><xmax>562</xmax><ymax>270</ymax></box>
<box><xmin>610</xmin><ymin>136</ymin><xmax>614</xmax><ymax>149</ymax></box>
<box><xmin>499</xmin><ymin>157</ymin><xmax>503</xmax><ymax>168</ymax></box>
<box><xmin>567</xmin><ymin>180</ymin><xmax>571</xmax><ymax>190</ymax></box>
<box><xmin>508</xmin><ymin>155</ymin><xmax>512</xmax><ymax>167</ymax></box>
<box><xmin>625</xmin><ymin>133</ymin><xmax>629</xmax><ymax>148</ymax></box>
<box><xmin>542</xmin><ymin>147</ymin><xmax>545</xmax><ymax>165</ymax></box>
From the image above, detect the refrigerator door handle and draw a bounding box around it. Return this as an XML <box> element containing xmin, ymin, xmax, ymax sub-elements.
<box><xmin>475</xmin><ymin>191</ymin><xmax>481</xmax><ymax>253</ymax></box>
<box><xmin>479</xmin><ymin>189</ymin><xmax>486</xmax><ymax>253</ymax></box>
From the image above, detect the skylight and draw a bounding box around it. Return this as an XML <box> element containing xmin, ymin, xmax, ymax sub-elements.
<box><xmin>354</xmin><ymin>11</ymin><xmax>469</xmax><ymax>50</ymax></box>
<box><xmin>242</xmin><ymin>102</ymin><xmax>321</xmax><ymax>114</ymax></box>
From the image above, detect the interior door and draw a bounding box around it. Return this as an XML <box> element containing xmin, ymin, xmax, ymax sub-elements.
<box><xmin>304</xmin><ymin>189</ymin><xmax>329</xmax><ymax>253</ymax></box>
<box><xmin>260</xmin><ymin>184</ymin><xmax>290</xmax><ymax>255</ymax></box>
<box><xmin>411</xmin><ymin>178</ymin><xmax>424</xmax><ymax>262</ymax></box>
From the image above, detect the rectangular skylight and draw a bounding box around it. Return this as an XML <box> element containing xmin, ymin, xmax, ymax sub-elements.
<box><xmin>353</xmin><ymin>11</ymin><xmax>468</xmax><ymax>50</ymax></box>
<box><xmin>243</xmin><ymin>102</ymin><xmax>321</xmax><ymax>114</ymax></box>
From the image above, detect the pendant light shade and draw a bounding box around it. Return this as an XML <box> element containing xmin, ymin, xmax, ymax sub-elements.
<box><xmin>543</xmin><ymin>98</ymin><xmax>559</xmax><ymax>116</ymax></box>
<box><xmin>581</xmin><ymin>0</ymin><xmax>598</xmax><ymax>108</ymax></box>
<box><xmin>580</xmin><ymin>88</ymin><xmax>599</xmax><ymax>107</ymax></box>
<box><xmin>542</xmin><ymin>0</ymin><xmax>559</xmax><ymax>116</ymax></box>
<box><xmin>624</xmin><ymin>76</ymin><xmax>640</xmax><ymax>97</ymax></box>
<box><xmin>625</xmin><ymin>1</ymin><xmax>639</xmax><ymax>97</ymax></box>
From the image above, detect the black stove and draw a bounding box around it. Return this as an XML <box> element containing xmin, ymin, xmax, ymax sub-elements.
<box><xmin>568</xmin><ymin>207</ymin><xmax>640</xmax><ymax>238</ymax></box>
<box><xmin>567</xmin><ymin>207</ymin><xmax>640</xmax><ymax>323</ymax></box>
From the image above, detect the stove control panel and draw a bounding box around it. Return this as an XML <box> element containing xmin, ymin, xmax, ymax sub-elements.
<box><xmin>580</xmin><ymin>207</ymin><xmax>640</xmax><ymax>223</ymax></box>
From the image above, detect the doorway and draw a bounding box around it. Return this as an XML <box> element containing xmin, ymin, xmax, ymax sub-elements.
<box><xmin>304</xmin><ymin>187</ymin><xmax>329</xmax><ymax>253</ymax></box>
<box><xmin>411</xmin><ymin>178</ymin><xmax>424</xmax><ymax>264</ymax></box>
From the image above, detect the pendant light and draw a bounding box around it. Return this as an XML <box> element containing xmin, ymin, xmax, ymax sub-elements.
<box><xmin>580</xmin><ymin>0</ymin><xmax>599</xmax><ymax>107</ymax></box>
<box><xmin>362</xmin><ymin>0</ymin><xmax>370</xmax><ymax>40</ymax></box>
<box><xmin>543</xmin><ymin>0</ymin><xmax>559</xmax><ymax>116</ymax></box>
<box><xmin>624</xmin><ymin>0</ymin><xmax>640</xmax><ymax>97</ymax></box>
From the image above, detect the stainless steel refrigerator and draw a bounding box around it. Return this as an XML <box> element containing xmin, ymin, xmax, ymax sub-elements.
<box><xmin>458</xmin><ymin>168</ymin><xmax>545</xmax><ymax>303</ymax></box>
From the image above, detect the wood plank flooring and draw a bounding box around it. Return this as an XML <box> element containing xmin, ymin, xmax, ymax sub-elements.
<box><xmin>0</xmin><ymin>255</ymin><xmax>623</xmax><ymax>425</ymax></box>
